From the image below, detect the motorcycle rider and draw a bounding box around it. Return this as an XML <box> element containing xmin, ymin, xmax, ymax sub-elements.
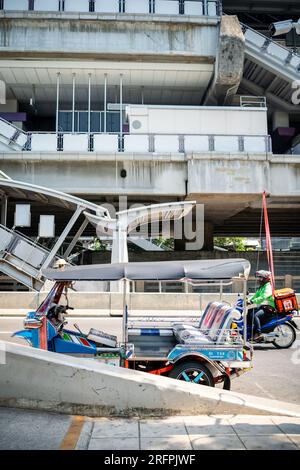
<box><xmin>248</xmin><ymin>270</ymin><xmax>275</xmax><ymax>341</ymax></box>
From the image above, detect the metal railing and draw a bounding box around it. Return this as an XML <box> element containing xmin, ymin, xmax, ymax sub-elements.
<box><xmin>0</xmin><ymin>117</ymin><xmax>29</xmax><ymax>149</ymax></box>
<box><xmin>25</xmin><ymin>132</ymin><xmax>272</xmax><ymax>154</ymax></box>
<box><xmin>240</xmin><ymin>96</ymin><xmax>267</xmax><ymax>108</ymax></box>
<box><xmin>242</xmin><ymin>22</ymin><xmax>300</xmax><ymax>73</ymax></box>
<box><xmin>1</xmin><ymin>0</ymin><xmax>222</xmax><ymax>17</ymax></box>
<box><xmin>0</xmin><ymin>224</ymin><xmax>58</xmax><ymax>270</ymax></box>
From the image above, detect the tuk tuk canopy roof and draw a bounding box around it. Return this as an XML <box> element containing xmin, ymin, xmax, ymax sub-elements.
<box><xmin>43</xmin><ymin>259</ymin><xmax>250</xmax><ymax>282</ymax></box>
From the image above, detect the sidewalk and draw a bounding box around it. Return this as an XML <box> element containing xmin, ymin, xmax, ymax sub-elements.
<box><xmin>0</xmin><ymin>408</ymin><xmax>299</xmax><ymax>450</ymax></box>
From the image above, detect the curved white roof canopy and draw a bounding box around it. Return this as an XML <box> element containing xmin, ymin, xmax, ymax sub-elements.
<box><xmin>84</xmin><ymin>201</ymin><xmax>195</xmax><ymax>236</ymax></box>
<box><xmin>44</xmin><ymin>259</ymin><xmax>251</xmax><ymax>282</ymax></box>
<box><xmin>0</xmin><ymin>178</ymin><xmax>110</xmax><ymax>218</ymax></box>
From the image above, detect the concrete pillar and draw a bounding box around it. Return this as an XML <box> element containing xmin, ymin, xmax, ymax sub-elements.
<box><xmin>272</xmin><ymin>111</ymin><xmax>289</xmax><ymax>131</ymax></box>
<box><xmin>174</xmin><ymin>238</ymin><xmax>186</xmax><ymax>251</ymax></box>
<box><xmin>285</xmin><ymin>274</ymin><xmax>293</xmax><ymax>289</ymax></box>
<box><xmin>232</xmin><ymin>279</ymin><xmax>244</xmax><ymax>294</ymax></box>
<box><xmin>135</xmin><ymin>281</ymin><xmax>145</xmax><ymax>293</ymax></box>
<box><xmin>203</xmin><ymin>222</ymin><xmax>214</xmax><ymax>251</ymax></box>
<box><xmin>174</xmin><ymin>222</ymin><xmax>214</xmax><ymax>251</ymax></box>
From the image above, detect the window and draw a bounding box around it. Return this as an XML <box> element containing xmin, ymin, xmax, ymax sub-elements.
<box><xmin>89</xmin><ymin>0</ymin><xmax>95</xmax><ymax>12</ymax></box>
<box><xmin>59</xmin><ymin>0</ymin><xmax>65</xmax><ymax>11</ymax></box>
<box><xmin>28</xmin><ymin>0</ymin><xmax>34</xmax><ymax>10</ymax></box>
<box><xmin>0</xmin><ymin>1</ymin><xmax>3</xmax><ymax>10</ymax></box>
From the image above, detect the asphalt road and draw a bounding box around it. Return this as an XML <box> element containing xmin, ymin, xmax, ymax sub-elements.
<box><xmin>1</xmin><ymin>316</ymin><xmax>300</xmax><ymax>405</ymax></box>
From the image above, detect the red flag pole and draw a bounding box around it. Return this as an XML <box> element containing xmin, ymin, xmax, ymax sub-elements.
<box><xmin>262</xmin><ymin>191</ymin><xmax>275</xmax><ymax>293</ymax></box>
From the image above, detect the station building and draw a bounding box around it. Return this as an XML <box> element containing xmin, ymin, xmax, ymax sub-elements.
<box><xmin>0</xmin><ymin>1</ymin><xmax>299</xmax><ymax>290</ymax></box>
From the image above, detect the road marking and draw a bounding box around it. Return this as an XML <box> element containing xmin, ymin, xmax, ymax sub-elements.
<box><xmin>59</xmin><ymin>415</ymin><xmax>86</xmax><ymax>451</ymax></box>
<box><xmin>254</xmin><ymin>381</ymin><xmax>276</xmax><ymax>400</ymax></box>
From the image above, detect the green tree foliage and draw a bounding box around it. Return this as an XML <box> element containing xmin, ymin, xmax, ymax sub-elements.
<box><xmin>214</xmin><ymin>237</ymin><xmax>252</xmax><ymax>252</ymax></box>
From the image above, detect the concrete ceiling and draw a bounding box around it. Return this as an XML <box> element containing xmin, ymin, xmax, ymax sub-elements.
<box><xmin>0</xmin><ymin>60</ymin><xmax>213</xmax><ymax>114</ymax></box>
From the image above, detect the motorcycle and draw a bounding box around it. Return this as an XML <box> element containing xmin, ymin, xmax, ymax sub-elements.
<box><xmin>235</xmin><ymin>297</ymin><xmax>298</xmax><ymax>349</ymax></box>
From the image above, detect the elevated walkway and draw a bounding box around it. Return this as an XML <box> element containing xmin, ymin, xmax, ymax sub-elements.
<box><xmin>243</xmin><ymin>24</ymin><xmax>300</xmax><ymax>110</ymax></box>
<box><xmin>0</xmin><ymin>224</ymin><xmax>55</xmax><ymax>290</ymax></box>
<box><xmin>0</xmin><ymin>118</ymin><xmax>28</xmax><ymax>152</ymax></box>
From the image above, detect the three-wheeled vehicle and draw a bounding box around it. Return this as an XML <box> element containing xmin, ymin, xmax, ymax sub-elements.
<box><xmin>14</xmin><ymin>259</ymin><xmax>253</xmax><ymax>390</ymax></box>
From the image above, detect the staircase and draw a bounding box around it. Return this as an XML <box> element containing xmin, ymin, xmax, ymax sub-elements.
<box><xmin>0</xmin><ymin>224</ymin><xmax>57</xmax><ymax>291</ymax></box>
<box><xmin>129</xmin><ymin>237</ymin><xmax>166</xmax><ymax>252</ymax></box>
<box><xmin>242</xmin><ymin>23</ymin><xmax>300</xmax><ymax>109</ymax></box>
<box><xmin>0</xmin><ymin>117</ymin><xmax>28</xmax><ymax>151</ymax></box>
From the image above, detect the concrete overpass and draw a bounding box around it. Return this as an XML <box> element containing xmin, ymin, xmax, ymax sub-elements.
<box><xmin>1</xmin><ymin>151</ymin><xmax>300</xmax><ymax>237</ymax></box>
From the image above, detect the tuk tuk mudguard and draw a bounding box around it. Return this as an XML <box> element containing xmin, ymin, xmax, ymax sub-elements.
<box><xmin>167</xmin><ymin>350</ymin><xmax>232</xmax><ymax>390</ymax></box>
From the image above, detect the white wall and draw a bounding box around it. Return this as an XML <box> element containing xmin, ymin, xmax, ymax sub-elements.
<box><xmin>127</xmin><ymin>105</ymin><xmax>269</xmax><ymax>136</ymax></box>
<box><xmin>155</xmin><ymin>0</ymin><xmax>179</xmax><ymax>15</ymax></box>
<box><xmin>3</xmin><ymin>0</ymin><xmax>28</xmax><ymax>10</ymax></box>
<box><xmin>125</xmin><ymin>0</ymin><xmax>149</xmax><ymax>14</ymax></box>
<box><xmin>185</xmin><ymin>1</ymin><xmax>203</xmax><ymax>15</ymax></box>
<box><xmin>0</xmin><ymin>99</ymin><xmax>18</xmax><ymax>113</ymax></box>
<box><xmin>64</xmin><ymin>0</ymin><xmax>89</xmax><ymax>12</ymax></box>
<box><xmin>94</xmin><ymin>0</ymin><xmax>119</xmax><ymax>13</ymax></box>
<box><xmin>34</xmin><ymin>0</ymin><xmax>59</xmax><ymax>11</ymax></box>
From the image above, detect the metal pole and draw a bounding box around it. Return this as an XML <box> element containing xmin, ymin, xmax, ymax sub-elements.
<box><xmin>88</xmin><ymin>73</ymin><xmax>91</xmax><ymax>134</ymax></box>
<box><xmin>122</xmin><ymin>278</ymin><xmax>127</xmax><ymax>344</ymax></box>
<box><xmin>141</xmin><ymin>86</ymin><xmax>144</xmax><ymax>105</ymax></box>
<box><xmin>203</xmin><ymin>0</ymin><xmax>208</xmax><ymax>15</ymax></box>
<box><xmin>1</xmin><ymin>196</ymin><xmax>8</xmax><ymax>226</ymax></box>
<box><xmin>72</xmin><ymin>73</ymin><xmax>76</xmax><ymax>133</ymax></box>
<box><xmin>56</xmin><ymin>72</ymin><xmax>60</xmax><ymax>133</ymax></box>
<box><xmin>120</xmin><ymin>73</ymin><xmax>123</xmax><ymax>138</ymax></box>
<box><xmin>104</xmin><ymin>73</ymin><xmax>107</xmax><ymax>133</ymax></box>
<box><xmin>243</xmin><ymin>279</ymin><xmax>248</xmax><ymax>345</ymax></box>
<box><xmin>219</xmin><ymin>280</ymin><xmax>223</xmax><ymax>301</ymax></box>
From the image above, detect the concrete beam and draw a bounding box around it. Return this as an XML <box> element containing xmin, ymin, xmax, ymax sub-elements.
<box><xmin>1</xmin><ymin>341</ymin><xmax>300</xmax><ymax>417</ymax></box>
<box><xmin>0</xmin><ymin>14</ymin><xmax>218</xmax><ymax>61</ymax></box>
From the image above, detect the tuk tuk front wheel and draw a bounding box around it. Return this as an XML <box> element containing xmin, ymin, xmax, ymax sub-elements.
<box><xmin>168</xmin><ymin>361</ymin><xmax>215</xmax><ymax>387</ymax></box>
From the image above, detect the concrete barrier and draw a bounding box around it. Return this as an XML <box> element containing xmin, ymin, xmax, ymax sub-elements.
<box><xmin>1</xmin><ymin>340</ymin><xmax>300</xmax><ymax>418</ymax></box>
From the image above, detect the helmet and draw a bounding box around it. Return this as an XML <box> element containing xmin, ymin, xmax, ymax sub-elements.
<box><xmin>53</xmin><ymin>258</ymin><xmax>67</xmax><ymax>269</ymax></box>
<box><xmin>255</xmin><ymin>270</ymin><xmax>271</xmax><ymax>284</ymax></box>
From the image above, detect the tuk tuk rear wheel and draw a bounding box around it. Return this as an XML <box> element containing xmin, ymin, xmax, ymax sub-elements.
<box><xmin>168</xmin><ymin>361</ymin><xmax>215</xmax><ymax>387</ymax></box>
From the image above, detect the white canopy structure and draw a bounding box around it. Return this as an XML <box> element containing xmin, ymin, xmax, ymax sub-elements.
<box><xmin>84</xmin><ymin>201</ymin><xmax>195</xmax><ymax>264</ymax></box>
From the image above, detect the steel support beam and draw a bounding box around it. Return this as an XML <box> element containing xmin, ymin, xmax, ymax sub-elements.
<box><xmin>41</xmin><ymin>206</ymin><xmax>84</xmax><ymax>269</ymax></box>
<box><xmin>63</xmin><ymin>218</ymin><xmax>89</xmax><ymax>259</ymax></box>
<box><xmin>1</xmin><ymin>195</ymin><xmax>8</xmax><ymax>226</ymax></box>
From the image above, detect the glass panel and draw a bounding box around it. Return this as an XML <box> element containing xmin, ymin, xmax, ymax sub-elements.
<box><xmin>90</xmin><ymin>112</ymin><xmax>101</xmax><ymax>132</ymax></box>
<box><xmin>79</xmin><ymin>111</ymin><xmax>88</xmax><ymax>132</ymax></box>
<box><xmin>58</xmin><ymin>111</ymin><xmax>72</xmax><ymax>132</ymax></box>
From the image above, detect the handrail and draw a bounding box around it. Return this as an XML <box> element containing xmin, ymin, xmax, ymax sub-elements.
<box><xmin>0</xmin><ymin>224</ymin><xmax>51</xmax><ymax>255</ymax></box>
<box><xmin>242</xmin><ymin>22</ymin><xmax>300</xmax><ymax>59</ymax></box>
<box><xmin>242</xmin><ymin>21</ymin><xmax>300</xmax><ymax>74</ymax></box>
<box><xmin>0</xmin><ymin>116</ymin><xmax>27</xmax><ymax>136</ymax></box>
<box><xmin>1</xmin><ymin>0</ymin><xmax>222</xmax><ymax>17</ymax></box>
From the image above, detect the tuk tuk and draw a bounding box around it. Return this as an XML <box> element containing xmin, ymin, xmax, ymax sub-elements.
<box><xmin>13</xmin><ymin>259</ymin><xmax>253</xmax><ymax>390</ymax></box>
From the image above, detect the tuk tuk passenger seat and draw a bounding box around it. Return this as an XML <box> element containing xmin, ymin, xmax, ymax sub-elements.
<box><xmin>173</xmin><ymin>303</ymin><xmax>240</xmax><ymax>345</ymax></box>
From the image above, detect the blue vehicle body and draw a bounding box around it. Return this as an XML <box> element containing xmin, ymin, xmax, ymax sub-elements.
<box><xmin>13</xmin><ymin>320</ymin><xmax>99</xmax><ymax>355</ymax></box>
